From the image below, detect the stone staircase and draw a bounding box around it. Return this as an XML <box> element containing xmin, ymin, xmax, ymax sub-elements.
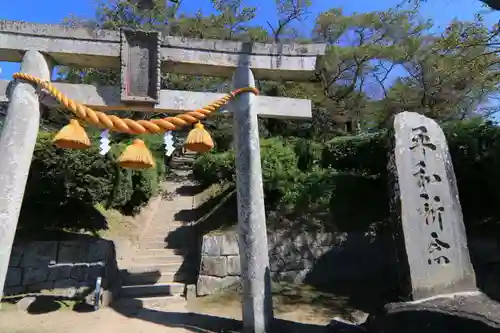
<box><xmin>117</xmin><ymin>153</ymin><xmax>199</xmax><ymax>305</ymax></box>
<box><xmin>169</xmin><ymin>150</ymin><xmax>198</xmax><ymax>170</ymax></box>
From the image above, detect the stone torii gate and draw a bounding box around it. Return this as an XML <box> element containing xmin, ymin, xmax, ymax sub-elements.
<box><xmin>0</xmin><ymin>20</ymin><xmax>325</xmax><ymax>332</ymax></box>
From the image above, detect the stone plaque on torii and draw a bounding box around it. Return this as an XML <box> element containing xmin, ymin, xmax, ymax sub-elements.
<box><xmin>0</xmin><ymin>20</ymin><xmax>325</xmax><ymax>332</ymax></box>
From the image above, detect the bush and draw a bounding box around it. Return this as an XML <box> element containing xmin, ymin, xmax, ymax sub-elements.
<box><xmin>192</xmin><ymin>137</ymin><xmax>300</xmax><ymax>207</ymax></box>
<box><xmin>193</xmin><ymin>136</ymin><xmax>389</xmax><ymax>232</ymax></box>
<box><xmin>321</xmin><ymin>120</ymin><xmax>500</xmax><ymax>234</ymax></box>
<box><xmin>293</xmin><ymin>138</ymin><xmax>323</xmax><ymax>171</ymax></box>
<box><xmin>328</xmin><ymin>173</ymin><xmax>389</xmax><ymax>232</ymax></box>
<box><xmin>444</xmin><ymin>121</ymin><xmax>500</xmax><ymax>231</ymax></box>
<box><xmin>193</xmin><ymin>150</ymin><xmax>235</xmax><ymax>186</ymax></box>
<box><xmin>260</xmin><ymin>138</ymin><xmax>301</xmax><ymax>207</ymax></box>
<box><xmin>321</xmin><ymin>131</ymin><xmax>388</xmax><ymax>175</ymax></box>
<box><xmin>192</xmin><ymin>120</ymin><xmax>500</xmax><ymax>235</ymax></box>
<box><xmin>281</xmin><ymin>168</ymin><xmax>334</xmax><ymax>210</ymax></box>
<box><xmin>18</xmin><ymin>131</ymin><xmax>167</xmax><ymax>235</ymax></box>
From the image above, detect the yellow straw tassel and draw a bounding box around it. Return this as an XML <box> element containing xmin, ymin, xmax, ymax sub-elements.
<box><xmin>53</xmin><ymin>119</ymin><xmax>91</xmax><ymax>149</ymax></box>
<box><xmin>117</xmin><ymin>139</ymin><xmax>155</xmax><ymax>170</ymax></box>
<box><xmin>184</xmin><ymin>122</ymin><xmax>214</xmax><ymax>153</ymax></box>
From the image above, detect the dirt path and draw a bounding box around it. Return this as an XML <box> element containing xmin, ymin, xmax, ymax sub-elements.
<box><xmin>0</xmin><ymin>297</ymin><xmax>195</xmax><ymax>333</ymax></box>
<box><xmin>0</xmin><ymin>282</ymin><xmax>362</xmax><ymax>333</ymax></box>
<box><xmin>185</xmin><ymin>282</ymin><xmax>361</xmax><ymax>327</ymax></box>
<box><xmin>0</xmin><ymin>299</ymin><xmax>333</xmax><ymax>333</ymax></box>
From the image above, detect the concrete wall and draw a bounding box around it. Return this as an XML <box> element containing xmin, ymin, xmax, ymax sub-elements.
<box><xmin>196</xmin><ymin>230</ymin><xmax>393</xmax><ymax>296</ymax></box>
<box><xmin>4</xmin><ymin>239</ymin><xmax>119</xmax><ymax>306</ymax></box>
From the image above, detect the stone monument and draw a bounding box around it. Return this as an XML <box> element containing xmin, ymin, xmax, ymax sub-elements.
<box><xmin>388</xmin><ymin>111</ymin><xmax>476</xmax><ymax>299</ymax></box>
<box><xmin>370</xmin><ymin>111</ymin><xmax>500</xmax><ymax>332</ymax></box>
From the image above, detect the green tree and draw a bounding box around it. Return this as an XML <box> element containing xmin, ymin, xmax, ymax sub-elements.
<box><xmin>409</xmin><ymin>0</ymin><xmax>500</xmax><ymax>11</ymax></box>
<box><xmin>51</xmin><ymin>1</ymin><xmax>500</xmax><ymax>138</ymax></box>
<box><xmin>307</xmin><ymin>8</ymin><xmax>428</xmax><ymax>131</ymax></box>
<box><xmin>368</xmin><ymin>19</ymin><xmax>500</xmax><ymax>127</ymax></box>
<box><xmin>482</xmin><ymin>0</ymin><xmax>500</xmax><ymax>10</ymax></box>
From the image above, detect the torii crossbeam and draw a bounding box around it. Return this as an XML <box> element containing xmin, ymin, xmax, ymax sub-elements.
<box><xmin>0</xmin><ymin>20</ymin><xmax>325</xmax><ymax>333</ymax></box>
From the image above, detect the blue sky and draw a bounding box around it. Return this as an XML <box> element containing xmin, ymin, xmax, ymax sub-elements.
<box><xmin>0</xmin><ymin>0</ymin><xmax>498</xmax><ymax>82</ymax></box>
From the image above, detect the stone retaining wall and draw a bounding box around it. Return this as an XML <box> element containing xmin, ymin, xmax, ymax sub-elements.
<box><xmin>196</xmin><ymin>230</ymin><xmax>392</xmax><ymax>296</ymax></box>
<box><xmin>196</xmin><ymin>231</ymin><xmax>500</xmax><ymax>300</ymax></box>
<box><xmin>3</xmin><ymin>239</ymin><xmax>119</xmax><ymax>306</ymax></box>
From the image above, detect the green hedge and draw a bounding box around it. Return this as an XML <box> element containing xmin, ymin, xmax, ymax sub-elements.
<box><xmin>322</xmin><ymin>120</ymin><xmax>500</xmax><ymax>234</ymax></box>
<box><xmin>18</xmin><ymin>131</ymin><xmax>167</xmax><ymax>235</ymax></box>
<box><xmin>192</xmin><ymin>137</ymin><xmax>387</xmax><ymax>231</ymax></box>
<box><xmin>321</xmin><ymin>131</ymin><xmax>388</xmax><ymax>175</ymax></box>
<box><xmin>193</xmin><ymin>138</ymin><xmax>301</xmax><ymax>208</ymax></box>
<box><xmin>192</xmin><ymin>120</ymin><xmax>500</xmax><ymax>234</ymax></box>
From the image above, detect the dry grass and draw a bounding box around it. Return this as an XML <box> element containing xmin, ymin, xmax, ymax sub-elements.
<box><xmin>193</xmin><ymin>183</ymin><xmax>231</xmax><ymax>208</ymax></box>
<box><xmin>187</xmin><ymin>281</ymin><xmax>360</xmax><ymax>325</ymax></box>
<box><xmin>94</xmin><ymin>204</ymin><xmax>138</xmax><ymax>242</ymax></box>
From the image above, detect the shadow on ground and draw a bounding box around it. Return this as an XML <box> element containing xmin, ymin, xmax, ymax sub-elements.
<box><xmin>167</xmin><ymin>186</ymin><xmax>399</xmax><ymax>315</ymax></box>
<box><xmin>25</xmin><ymin>297</ymin><xmax>62</xmax><ymax>314</ymax></box>
<box><xmin>111</xmin><ymin>297</ymin><xmax>358</xmax><ymax>333</ymax></box>
<box><xmin>175</xmin><ymin>184</ymin><xmax>205</xmax><ymax>197</ymax></box>
<box><xmin>304</xmin><ymin>233</ymin><xmax>400</xmax><ymax>314</ymax></box>
<box><xmin>192</xmin><ymin>281</ymin><xmax>372</xmax><ymax>328</ymax></box>
<box><xmin>1</xmin><ymin>295</ymin><xmax>95</xmax><ymax>315</ymax></box>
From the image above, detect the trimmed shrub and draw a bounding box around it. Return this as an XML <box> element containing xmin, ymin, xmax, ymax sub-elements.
<box><xmin>191</xmin><ymin>120</ymin><xmax>500</xmax><ymax>235</ymax></box>
<box><xmin>192</xmin><ymin>137</ymin><xmax>300</xmax><ymax>206</ymax></box>
<box><xmin>321</xmin><ymin>131</ymin><xmax>388</xmax><ymax>175</ymax></box>
<box><xmin>321</xmin><ymin>120</ymin><xmax>500</xmax><ymax>234</ymax></box>
<box><xmin>18</xmin><ymin>131</ymin><xmax>167</xmax><ymax>235</ymax></box>
<box><xmin>193</xmin><ymin>150</ymin><xmax>235</xmax><ymax>186</ymax></box>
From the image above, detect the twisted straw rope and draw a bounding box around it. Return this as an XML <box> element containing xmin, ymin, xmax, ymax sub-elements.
<box><xmin>12</xmin><ymin>73</ymin><xmax>259</xmax><ymax>134</ymax></box>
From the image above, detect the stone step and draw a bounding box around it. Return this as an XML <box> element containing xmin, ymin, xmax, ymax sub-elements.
<box><xmin>135</xmin><ymin>248</ymin><xmax>188</xmax><ymax>257</ymax></box>
<box><xmin>174</xmin><ymin>163</ymin><xmax>195</xmax><ymax>167</ymax></box>
<box><xmin>169</xmin><ymin>166</ymin><xmax>194</xmax><ymax>171</ymax></box>
<box><xmin>171</xmin><ymin>155</ymin><xmax>196</xmax><ymax>160</ymax></box>
<box><xmin>149</xmin><ymin>220</ymin><xmax>188</xmax><ymax>227</ymax></box>
<box><xmin>169</xmin><ymin>165</ymin><xmax>193</xmax><ymax>171</ymax></box>
<box><xmin>116</xmin><ymin>295</ymin><xmax>187</xmax><ymax>309</ymax></box>
<box><xmin>122</xmin><ymin>270</ymin><xmax>195</xmax><ymax>285</ymax></box>
<box><xmin>120</xmin><ymin>283</ymin><xmax>185</xmax><ymax>298</ymax></box>
<box><xmin>170</xmin><ymin>159</ymin><xmax>195</xmax><ymax>165</ymax></box>
<box><xmin>140</xmin><ymin>238</ymin><xmax>195</xmax><ymax>250</ymax></box>
<box><xmin>151</xmin><ymin>202</ymin><xmax>193</xmax><ymax>210</ymax></box>
<box><xmin>150</xmin><ymin>201</ymin><xmax>189</xmax><ymax>209</ymax></box>
<box><xmin>131</xmin><ymin>257</ymin><xmax>184</xmax><ymax>266</ymax></box>
<box><xmin>142</xmin><ymin>224</ymin><xmax>185</xmax><ymax>232</ymax></box>
<box><xmin>132</xmin><ymin>252</ymin><xmax>185</xmax><ymax>264</ymax></box>
<box><xmin>140</xmin><ymin>234</ymin><xmax>192</xmax><ymax>245</ymax></box>
<box><xmin>141</xmin><ymin>228</ymin><xmax>183</xmax><ymax>238</ymax></box>
<box><xmin>125</xmin><ymin>262</ymin><xmax>187</xmax><ymax>274</ymax></box>
<box><xmin>146</xmin><ymin>221</ymin><xmax>190</xmax><ymax>230</ymax></box>
<box><xmin>169</xmin><ymin>169</ymin><xmax>194</xmax><ymax>177</ymax></box>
